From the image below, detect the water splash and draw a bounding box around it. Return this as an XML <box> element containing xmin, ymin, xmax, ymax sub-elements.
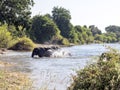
<box><xmin>51</xmin><ymin>49</ymin><xmax>71</xmax><ymax>58</ymax></box>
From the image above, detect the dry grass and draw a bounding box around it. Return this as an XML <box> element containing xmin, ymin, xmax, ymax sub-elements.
<box><xmin>0</xmin><ymin>61</ymin><xmax>33</xmax><ymax>90</ymax></box>
<box><xmin>0</xmin><ymin>61</ymin><xmax>13</xmax><ymax>67</ymax></box>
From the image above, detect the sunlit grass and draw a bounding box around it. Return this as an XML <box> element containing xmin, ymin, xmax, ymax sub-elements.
<box><xmin>0</xmin><ymin>61</ymin><xmax>33</xmax><ymax>90</ymax></box>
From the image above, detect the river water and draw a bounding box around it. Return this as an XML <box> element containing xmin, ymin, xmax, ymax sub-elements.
<box><xmin>0</xmin><ymin>43</ymin><xmax>120</xmax><ymax>90</ymax></box>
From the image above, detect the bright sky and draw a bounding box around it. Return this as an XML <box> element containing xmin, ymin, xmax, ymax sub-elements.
<box><xmin>31</xmin><ymin>0</ymin><xmax>120</xmax><ymax>32</ymax></box>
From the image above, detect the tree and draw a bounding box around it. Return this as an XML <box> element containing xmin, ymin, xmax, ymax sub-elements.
<box><xmin>105</xmin><ymin>25</ymin><xmax>120</xmax><ymax>33</ymax></box>
<box><xmin>75</xmin><ymin>25</ymin><xmax>83</xmax><ymax>33</ymax></box>
<box><xmin>105</xmin><ymin>25</ymin><xmax>120</xmax><ymax>41</ymax></box>
<box><xmin>0</xmin><ymin>0</ymin><xmax>34</xmax><ymax>32</ymax></box>
<box><xmin>89</xmin><ymin>25</ymin><xmax>102</xmax><ymax>36</ymax></box>
<box><xmin>75</xmin><ymin>25</ymin><xmax>94</xmax><ymax>44</ymax></box>
<box><xmin>30</xmin><ymin>15</ymin><xmax>61</xmax><ymax>43</ymax></box>
<box><xmin>69</xmin><ymin>28</ymin><xmax>78</xmax><ymax>44</ymax></box>
<box><xmin>104</xmin><ymin>32</ymin><xmax>117</xmax><ymax>43</ymax></box>
<box><xmin>94</xmin><ymin>34</ymin><xmax>104</xmax><ymax>42</ymax></box>
<box><xmin>74</xmin><ymin>25</ymin><xmax>84</xmax><ymax>44</ymax></box>
<box><xmin>52</xmin><ymin>6</ymin><xmax>72</xmax><ymax>38</ymax></box>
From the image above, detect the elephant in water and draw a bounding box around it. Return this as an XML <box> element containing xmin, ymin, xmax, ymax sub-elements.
<box><xmin>31</xmin><ymin>46</ymin><xmax>59</xmax><ymax>57</ymax></box>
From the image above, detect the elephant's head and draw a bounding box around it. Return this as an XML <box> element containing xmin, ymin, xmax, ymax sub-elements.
<box><xmin>31</xmin><ymin>47</ymin><xmax>51</xmax><ymax>57</ymax></box>
<box><xmin>31</xmin><ymin>48</ymin><xmax>40</xmax><ymax>57</ymax></box>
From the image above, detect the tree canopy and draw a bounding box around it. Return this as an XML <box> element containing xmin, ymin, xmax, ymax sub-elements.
<box><xmin>0</xmin><ymin>0</ymin><xmax>34</xmax><ymax>31</ymax></box>
<box><xmin>0</xmin><ymin>2</ymin><xmax>120</xmax><ymax>46</ymax></box>
<box><xmin>52</xmin><ymin>6</ymin><xmax>72</xmax><ymax>38</ymax></box>
<box><xmin>105</xmin><ymin>25</ymin><xmax>120</xmax><ymax>41</ymax></box>
<box><xmin>30</xmin><ymin>15</ymin><xmax>61</xmax><ymax>43</ymax></box>
<box><xmin>89</xmin><ymin>25</ymin><xmax>102</xmax><ymax>36</ymax></box>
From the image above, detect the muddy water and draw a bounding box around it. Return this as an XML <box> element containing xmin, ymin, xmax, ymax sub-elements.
<box><xmin>0</xmin><ymin>44</ymin><xmax>120</xmax><ymax>90</ymax></box>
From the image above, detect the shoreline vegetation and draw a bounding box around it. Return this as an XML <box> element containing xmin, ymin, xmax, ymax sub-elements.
<box><xmin>68</xmin><ymin>47</ymin><xmax>120</xmax><ymax>90</ymax></box>
<box><xmin>0</xmin><ymin>44</ymin><xmax>61</xmax><ymax>55</ymax></box>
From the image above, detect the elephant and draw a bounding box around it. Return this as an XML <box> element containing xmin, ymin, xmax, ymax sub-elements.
<box><xmin>31</xmin><ymin>46</ymin><xmax>59</xmax><ymax>58</ymax></box>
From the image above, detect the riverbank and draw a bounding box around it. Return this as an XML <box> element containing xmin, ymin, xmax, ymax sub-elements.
<box><xmin>0</xmin><ymin>60</ymin><xmax>32</xmax><ymax>90</ymax></box>
<box><xmin>0</xmin><ymin>43</ymin><xmax>74</xmax><ymax>55</ymax></box>
<box><xmin>0</xmin><ymin>44</ymin><xmax>59</xmax><ymax>55</ymax></box>
<box><xmin>0</xmin><ymin>48</ymin><xmax>7</xmax><ymax>54</ymax></box>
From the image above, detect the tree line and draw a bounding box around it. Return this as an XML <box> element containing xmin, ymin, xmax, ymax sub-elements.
<box><xmin>0</xmin><ymin>0</ymin><xmax>120</xmax><ymax>49</ymax></box>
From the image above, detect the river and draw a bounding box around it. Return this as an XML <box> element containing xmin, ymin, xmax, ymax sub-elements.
<box><xmin>0</xmin><ymin>43</ymin><xmax>120</xmax><ymax>90</ymax></box>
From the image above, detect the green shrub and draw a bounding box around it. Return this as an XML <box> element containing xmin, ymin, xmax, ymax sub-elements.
<box><xmin>0</xmin><ymin>25</ymin><xmax>13</xmax><ymax>48</ymax></box>
<box><xmin>9</xmin><ymin>37</ymin><xmax>35</xmax><ymax>51</ymax></box>
<box><xmin>68</xmin><ymin>48</ymin><xmax>120</xmax><ymax>90</ymax></box>
<box><xmin>59</xmin><ymin>38</ymin><xmax>70</xmax><ymax>46</ymax></box>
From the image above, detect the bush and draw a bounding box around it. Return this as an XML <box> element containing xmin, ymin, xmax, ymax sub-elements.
<box><xmin>9</xmin><ymin>37</ymin><xmax>35</xmax><ymax>51</ymax></box>
<box><xmin>0</xmin><ymin>25</ymin><xmax>13</xmax><ymax>48</ymax></box>
<box><xmin>59</xmin><ymin>38</ymin><xmax>70</xmax><ymax>46</ymax></box>
<box><xmin>68</xmin><ymin>48</ymin><xmax>120</xmax><ymax>90</ymax></box>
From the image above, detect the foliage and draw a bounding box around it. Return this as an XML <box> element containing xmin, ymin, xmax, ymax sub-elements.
<box><xmin>89</xmin><ymin>25</ymin><xmax>102</xmax><ymax>36</ymax></box>
<box><xmin>30</xmin><ymin>15</ymin><xmax>62</xmax><ymax>43</ymax></box>
<box><xmin>69</xmin><ymin>27</ymin><xmax>79</xmax><ymax>44</ymax></box>
<box><xmin>94</xmin><ymin>32</ymin><xmax>117</xmax><ymax>43</ymax></box>
<box><xmin>0</xmin><ymin>0</ymin><xmax>34</xmax><ymax>32</ymax></box>
<box><xmin>94</xmin><ymin>34</ymin><xmax>104</xmax><ymax>42</ymax></box>
<box><xmin>1</xmin><ymin>2</ymin><xmax>120</xmax><ymax>46</ymax></box>
<box><xmin>9</xmin><ymin>37</ymin><xmax>35</xmax><ymax>51</ymax></box>
<box><xmin>68</xmin><ymin>47</ymin><xmax>120</xmax><ymax>90</ymax></box>
<box><xmin>74</xmin><ymin>25</ymin><xmax>94</xmax><ymax>44</ymax></box>
<box><xmin>52</xmin><ymin>6</ymin><xmax>72</xmax><ymax>39</ymax></box>
<box><xmin>0</xmin><ymin>25</ymin><xmax>13</xmax><ymax>48</ymax></box>
<box><xmin>58</xmin><ymin>38</ymin><xmax>70</xmax><ymax>46</ymax></box>
<box><xmin>8</xmin><ymin>25</ymin><xmax>28</xmax><ymax>38</ymax></box>
<box><xmin>104</xmin><ymin>32</ymin><xmax>117</xmax><ymax>43</ymax></box>
<box><xmin>105</xmin><ymin>25</ymin><xmax>120</xmax><ymax>42</ymax></box>
<box><xmin>0</xmin><ymin>0</ymin><xmax>34</xmax><ymax>42</ymax></box>
<box><xmin>7</xmin><ymin>25</ymin><xmax>18</xmax><ymax>38</ymax></box>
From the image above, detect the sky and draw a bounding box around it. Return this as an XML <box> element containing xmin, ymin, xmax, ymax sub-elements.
<box><xmin>31</xmin><ymin>0</ymin><xmax>120</xmax><ymax>32</ymax></box>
